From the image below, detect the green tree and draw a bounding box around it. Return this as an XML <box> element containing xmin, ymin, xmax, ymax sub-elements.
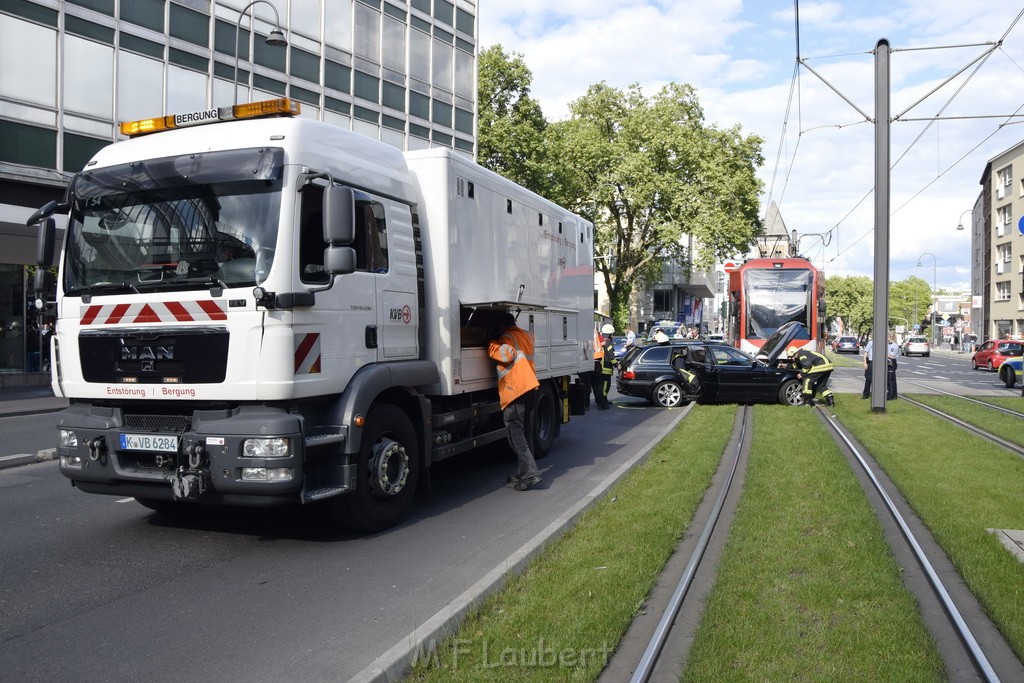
<box><xmin>544</xmin><ymin>82</ymin><xmax>763</xmax><ymax>331</ymax></box>
<box><xmin>476</xmin><ymin>45</ymin><xmax>547</xmax><ymax>192</ymax></box>
<box><xmin>826</xmin><ymin>274</ymin><xmax>933</xmax><ymax>337</ymax></box>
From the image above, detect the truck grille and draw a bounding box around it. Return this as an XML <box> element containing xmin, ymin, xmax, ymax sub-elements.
<box><xmin>123</xmin><ymin>414</ymin><xmax>192</xmax><ymax>432</ymax></box>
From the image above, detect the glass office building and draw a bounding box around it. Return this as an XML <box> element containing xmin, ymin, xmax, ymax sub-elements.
<box><xmin>0</xmin><ymin>0</ymin><xmax>478</xmax><ymax>378</ymax></box>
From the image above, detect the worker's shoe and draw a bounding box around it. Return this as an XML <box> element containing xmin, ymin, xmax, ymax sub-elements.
<box><xmin>514</xmin><ymin>474</ymin><xmax>542</xmax><ymax>491</ymax></box>
<box><xmin>825</xmin><ymin>395</ymin><xmax>835</xmax><ymax>407</ymax></box>
<box><xmin>803</xmin><ymin>397</ymin><xmax>815</xmax><ymax>406</ymax></box>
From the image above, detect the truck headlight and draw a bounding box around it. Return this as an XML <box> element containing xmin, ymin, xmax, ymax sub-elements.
<box><xmin>242</xmin><ymin>437</ymin><xmax>290</xmax><ymax>458</ymax></box>
<box><xmin>59</xmin><ymin>429</ymin><xmax>78</xmax><ymax>447</ymax></box>
<box><xmin>60</xmin><ymin>454</ymin><xmax>83</xmax><ymax>468</ymax></box>
<box><xmin>242</xmin><ymin>467</ymin><xmax>293</xmax><ymax>482</ymax></box>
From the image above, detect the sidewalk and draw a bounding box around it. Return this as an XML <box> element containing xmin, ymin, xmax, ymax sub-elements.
<box><xmin>0</xmin><ymin>385</ymin><xmax>68</xmax><ymax>418</ymax></box>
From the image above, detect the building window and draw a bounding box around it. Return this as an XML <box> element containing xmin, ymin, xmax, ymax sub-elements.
<box><xmin>0</xmin><ymin>120</ymin><xmax>56</xmax><ymax>168</ymax></box>
<box><xmin>67</xmin><ymin>0</ymin><xmax>114</xmax><ymax>16</ymax></box>
<box><xmin>290</xmin><ymin>47</ymin><xmax>320</xmax><ymax>83</ymax></box>
<box><xmin>0</xmin><ymin>15</ymin><xmax>57</xmax><ymax>108</ymax></box>
<box><xmin>997</xmin><ymin>164</ymin><xmax>1012</xmax><ymax>198</ymax></box>
<box><xmin>290</xmin><ymin>0</ymin><xmax>322</xmax><ymax>39</ymax></box>
<box><xmin>354</xmin><ymin>2</ymin><xmax>380</xmax><ymax>61</ymax></box>
<box><xmin>122</xmin><ymin>0</ymin><xmax>165</xmax><ymax>32</ymax></box>
<box><xmin>409</xmin><ymin>27</ymin><xmax>430</xmax><ymax>82</ymax></box>
<box><xmin>997</xmin><ymin>281</ymin><xmax>1012</xmax><ymax>301</ymax></box>
<box><xmin>63</xmin><ymin>131</ymin><xmax>107</xmax><ymax>172</ymax></box>
<box><xmin>116</xmin><ymin>50</ymin><xmax>163</xmax><ymax>122</ymax></box>
<box><xmin>409</xmin><ymin>91</ymin><xmax>429</xmax><ymax>119</ymax></box>
<box><xmin>456</xmin><ymin>7</ymin><xmax>474</xmax><ymax>36</ymax></box>
<box><xmin>325</xmin><ymin>61</ymin><xmax>351</xmax><ymax>93</ymax></box>
<box><xmin>382</xmin><ymin>14</ymin><xmax>405</xmax><ymax>72</ymax></box>
<box><xmin>382</xmin><ymin>81</ymin><xmax>405</xmax><ymax>111</ymax></box>
<box><xmin>432</xmin><ymin>36</ymin><xmax>453</xmax><ymax>91</ymax></box>
<box><xmin>324</xmin><ymin>0</ymin><xmax>354</xmax><ymax>51</ymax></box>
<box><xmin>169</xmin><ymin>4</ymin><xmax>208</xmax><ymax>47</ymax></box>
<box><xmin>354</xmin><ymin>71</ymin><xmax>380</xmax><ymax>102</ymax></box>
<box><xmin>65</xmin><ymin>35</ymin><xmax>114</xmax><ymax>119</ymax></box>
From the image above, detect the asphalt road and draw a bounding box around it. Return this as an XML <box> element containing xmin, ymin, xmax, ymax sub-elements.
<box><xmin>0</xmin><ymin>350</ymin><xmax>1012</xmax><ymax>681</ymax></box>
<box><xmin>0</xmin><ymin>393</ymin><xmax>681</xmax><ymax>682</ymax></box>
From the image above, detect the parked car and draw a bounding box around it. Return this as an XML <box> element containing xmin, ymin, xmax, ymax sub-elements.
<box><xmin>646</xmin><ymin>324</ymin><xmax>687</xmax><ymax>341</ymax></box>
<box><xmin>998</xmin><ymin>357</ymin><xmax>1023</xmax><ymax>388</ymax></box>
<box><xmin>616</xmin><ymin>321</ymin><xmax>806</xmax><ymax>408</ymax></box>
<box><xmin>972</xmin><ymin>340</ymin><xmax>1024</xmax><ymax>371</ymax></box>
<box><xmin>612</xmin><ymin>336</ymin><xmax>629</xmax><ymax>360</ymax></box>
<box><xmin>831</xmin><ymin>336</ymin><xmax>860</xmax><ymax>354</ymax></box>
<box><xmin>901</xmin><ymin>336</ymin><xmax>930</xmax><ymax>357</ymax></box>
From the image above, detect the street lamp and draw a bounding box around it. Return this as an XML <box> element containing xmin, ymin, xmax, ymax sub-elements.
<box><xmin>917</xmin><ymin>252</ymin><xmax>937</xmax><ymax>346</ymax></box>
<box><xmin>956</xmin><ymin>209</ymin><xmax>972</xmax><ymax>231</ymax></box>
<box><xmin>233</xmin><ymin>1</ymin><xmax>287</xmax><ymax>105</ymax></box>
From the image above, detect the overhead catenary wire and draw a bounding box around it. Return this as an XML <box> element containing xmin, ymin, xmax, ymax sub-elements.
<box><xmin>764</xmin><ymin>4</ymin><xmax>1024</xmax><ymax>273</ymax></box>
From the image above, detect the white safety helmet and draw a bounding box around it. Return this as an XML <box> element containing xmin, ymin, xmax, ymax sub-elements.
<box><xmin>786</xmin><ymin>346</ymin><xmax>799</xmax><ymax>358</ymax></box>
<box><xmin>653</xmin><ymin>330</ymin><xmax>669</xmax><ymax>344</ymax></box>
<box><xmin>601</xmin><ymin>324</ymin><xmax>615</xmax><ymax>335</ymax></box>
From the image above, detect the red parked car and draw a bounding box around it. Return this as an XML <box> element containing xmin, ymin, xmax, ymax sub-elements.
<box><xmin>972</xmin><ymin>339</ymin><xmax>1024</xmax><ymax>371</ymax></box>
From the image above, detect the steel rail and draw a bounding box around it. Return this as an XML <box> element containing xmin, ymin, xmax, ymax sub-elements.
<box><xmin>822</xmin><ymin>413</ymin><xmax>1000</xmax><ymax>683</ymax></box>
<box><xmin>629</xmin><ymin>405</ymin><xmax>749</xmax><ymax>683</ymax></box>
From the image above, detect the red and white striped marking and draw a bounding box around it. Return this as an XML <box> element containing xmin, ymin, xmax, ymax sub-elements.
<box><xmin>295</xmin><ymin>333</ymin><xmax>322</xmax><ymax>374</ymax></box>
<box><xmin>80</xmin><ymin>300</ymin><xmax>227</xmax><ymax>325</ymax></box>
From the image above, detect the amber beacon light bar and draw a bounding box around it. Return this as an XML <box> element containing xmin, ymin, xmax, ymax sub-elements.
<box><xmin>119</xmin><ymin>98</ymin><xmax>301</xmax><ymax>138</ymax></box>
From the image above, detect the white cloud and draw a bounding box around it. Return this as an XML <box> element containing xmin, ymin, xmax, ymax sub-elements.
<box><xmin>480</xmin><ymin>0</ymin><xmax>1024</xmax><ymax>293</ymax></box>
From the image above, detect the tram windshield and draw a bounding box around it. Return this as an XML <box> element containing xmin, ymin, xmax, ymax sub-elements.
<box><xmin>743</xmin><ymin>268</ymin><xmax>813</xmax><ymax>340</ymax></box>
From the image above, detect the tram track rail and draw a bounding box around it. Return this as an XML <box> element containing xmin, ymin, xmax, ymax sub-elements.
<box><xmin>819</xmin><ymin>409</ymin><xmax>1006</xmax><ymax>682</ymax></box>
<box><xmin>898</xmin><ymin>395</ymin><xmax>1024</xmax><ymax>459</ymax></box>
<box><xmin>607</xmin><ymin>401</ymin><xmax>1024</xmax><ymax>682</ymax></box>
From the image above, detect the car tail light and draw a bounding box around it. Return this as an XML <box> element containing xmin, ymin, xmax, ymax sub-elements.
<box><xmin>622</xmin><ymin>370</ymin><xmax>635</xmax><ymax>380</ymax></box>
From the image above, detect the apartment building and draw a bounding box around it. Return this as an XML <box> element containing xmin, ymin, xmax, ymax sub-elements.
<box><xmin>977</xmin><ymin>140</ymin><xmax>1024</xmax><ymax>340</ymax></box>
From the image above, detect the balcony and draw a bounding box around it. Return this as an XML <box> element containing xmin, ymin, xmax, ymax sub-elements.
<box><xmin>658</xmin><ymin>260</ymin><xmax>717</xmax><ymax>298</ymax></box>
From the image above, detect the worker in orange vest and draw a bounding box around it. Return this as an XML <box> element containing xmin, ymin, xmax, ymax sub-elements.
<box><xmin>592</xmin><ymin>324</ymin><xmax>616</xmax><ymax>409</ymax></box>
<box><xmin>488</xmin><ymin>312</ymin><xmax>542</xmax><ymax>491</ymax></box>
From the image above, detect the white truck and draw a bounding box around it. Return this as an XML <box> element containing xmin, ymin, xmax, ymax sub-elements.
<box><xmin>30</xmin><ymin>98</ymin><xmax>595</xmax><ymax>531</ymax></box>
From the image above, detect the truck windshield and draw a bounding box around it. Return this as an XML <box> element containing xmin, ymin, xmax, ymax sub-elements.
<box><xmin>63</xmin><ymin>147</ymin><xmax>283</xmax><ymax>295</ymax></box>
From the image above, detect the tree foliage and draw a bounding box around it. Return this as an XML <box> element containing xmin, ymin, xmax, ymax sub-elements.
<box><xmin>476</xmin><ymin>45</ymin><xmax>547</xmax><ymax>193</ymax></box>
<box><xmin>542</xmin><ymin>82</ymin><xmax>764</xmax><ymax>331</ymax></box>
<box><xmin>826</xmin><ymin>275</ymin><xmax>933</xmax><ymax>335</ymax></box>
<box><xmin>475</xmin><ymin>51</ymin><xmax>765</xmax><ymax>333</ymax></box>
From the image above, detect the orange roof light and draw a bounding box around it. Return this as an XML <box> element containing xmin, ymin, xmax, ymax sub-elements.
<box><xmin>119</xmin><ymin>98</ymin><xmax>301</xmax><ymax>138</ymax></box>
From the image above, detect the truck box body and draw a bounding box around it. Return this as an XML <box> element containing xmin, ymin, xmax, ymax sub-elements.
<box><xmin>37</xmin><ymin>102</ymin><xmax>595</xmax><ymax>529</ymax></box>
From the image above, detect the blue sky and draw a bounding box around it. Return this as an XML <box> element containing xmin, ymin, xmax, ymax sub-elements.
<box><xmin>479</xmin><ymin>1</ymin><xmax>1024</xmax><ymax>293</ymax></box>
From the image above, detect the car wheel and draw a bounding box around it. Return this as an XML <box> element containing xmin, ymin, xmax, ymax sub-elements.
<box><xmin>652</xmin><ymin>380</ymin><xmax>684</xmax><ymax>408</ymax></box>
<box><xmin>1004</xmin><ymin>367</ymin><xmax>1016</xmax><ymax>388</ymax></box>
<box><xmin>779</xmin><ymin>379</ymin><xmax>803</xmax><ymax>406</ymax></box>
<box><xmin>988</xmin><ymin>360</ymin><xmax>996</xmax><ymax>372</ymax></box>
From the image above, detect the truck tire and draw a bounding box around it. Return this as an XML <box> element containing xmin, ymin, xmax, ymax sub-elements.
<box><xmin>779</xmin><ymin>379</ymin><xmax>803</xmax><ymax>406</ymax></box>
<box><xmin>529</xmin><ymin>382</ymin><xmax>559</xmax><ymax>459</ymax></box>
<box><xmin>329</xmin><ymin>404</ymin><xmax>419</xmax><ymax>533</ymax></box>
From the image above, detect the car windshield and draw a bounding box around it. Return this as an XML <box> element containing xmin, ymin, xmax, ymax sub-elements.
<box><xmin>63</xmin><ymin>147</ymin><xmax>283</xmax><ymax>295</ymax></box>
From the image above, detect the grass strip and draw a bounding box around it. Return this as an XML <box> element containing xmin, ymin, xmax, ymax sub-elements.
<box><xmin>684</xmin><ymin>404</ymin><xmax>943</xmax><ymax>681</ymax></box>
<box><xmin>405</xmin><ymin>405</ymin><xmax>735</xmax><ymax>681</ymax></box>
<box><xmin>834</xmin><ymin>395</ymin><xmax>1024</xmax><ymax>660</ymax></box>
<box><xmin>909</xmin><ymin>394</ymin><xmax>1024</xmax><ymax>447</ymax></box>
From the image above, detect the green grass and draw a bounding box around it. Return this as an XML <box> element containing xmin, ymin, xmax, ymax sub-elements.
<box><xmin>825</xmin><ymin>349</ymin><xmax>863</xmax><ymax>367</ymax></box>
<box><xmin>834</xmin><ymin>395</ymin><xmax>1024</xmax><ymax>661</ymax></box>
<box><xmin>405</xmin><ymin>405</ymin><xmax>735</xmax><ymax>681</ymax></box>
<box><xmin>908</xmin><ymin>394</ymin><xmax>1024</xmax><ymax>447</ymax></box>
<box><xmin>683</xmin><ymin>404</ymin><xmax>943</xmax><ymax>681</ymax></box>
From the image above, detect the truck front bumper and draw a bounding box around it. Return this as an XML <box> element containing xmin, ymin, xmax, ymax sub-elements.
<box><xmin>54</xmin><ymin>403</ymin><xmax>305</xmax><ymax>504</ymax></box>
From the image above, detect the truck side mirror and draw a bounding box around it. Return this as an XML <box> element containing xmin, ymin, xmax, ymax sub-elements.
<box><xmin>324</xmin><ymin>245</ymin><xmax>356</xmax><ymax>275</ymax></box>
<box><xmin>27</xmin><ymin>200</ymin><xmax>58</xmax><ymax>228</ymax></box>
<box><xmin>324</xmin><ymin>185</ymin><xmax>355</xmax><ymax>246</ymax></box>
<box><xmin>36</xmin><ymin>217</ymin><xmax>56</xmax><ymax>266</ymax></box>
<box><xmin>33</xmin><ymin>268</ymin><xmax>53</xmax><ymax>298</ymax></box>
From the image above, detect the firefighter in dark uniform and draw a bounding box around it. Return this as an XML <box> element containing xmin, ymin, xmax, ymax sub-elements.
<box><xmin>670</xmin><ymin>346</ymin><xmax>701</xmax><ymax>397</ymax></box>
<box><xmin>787</xmin><ymin>345</ymin><xmax>835</xmax><ymax>407</ymax></box>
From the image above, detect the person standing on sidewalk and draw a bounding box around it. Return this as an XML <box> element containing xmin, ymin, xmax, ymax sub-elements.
<box><xmin>886</xmin><ymin>333</ymin><xmax>900</xmax><ymax>399</ymax></box>
<box><xmin>861</xmin><ymin>334</ymin><xmax>874</xmax><ymax>399</ymax></box>
<box><xmin>488</xmin><ymin>312</ymin><xmax>542</xmax><ymax>491</ymax></box>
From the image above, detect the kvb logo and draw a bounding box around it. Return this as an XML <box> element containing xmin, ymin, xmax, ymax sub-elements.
<box><xmin>389</xmin><ymin>305</ymin><xmax>412</xmax><ymax>324</ymax></box>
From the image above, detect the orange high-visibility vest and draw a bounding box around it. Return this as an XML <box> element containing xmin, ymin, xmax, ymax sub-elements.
<box><xmin>593</xmin><ymin>328</ymin><xmax>604</xmax><ymax>360</ymax></box>
<box><xmin>488</xmin><ymin>325</ymin><xmax>540</xmax><ymax>409</ymax></box>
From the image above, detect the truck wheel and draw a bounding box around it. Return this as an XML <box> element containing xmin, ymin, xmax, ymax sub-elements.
<box><xmin>652</xmin><ymin>381</ymin><xmax>684</xmax><ymax>408</ymax></box>
<box><xmin>779</xmin><ymin>379</ymin><xmax>803</xmax><ymax>406</ymax></box>
<box><xmin>329</xmin><ymin>404</ymin><xmax>419</xmax><ymax>533</ymax></box>
<box><xmin>529</xmin><ymin>382</ymin><xmax>559</xmax><ymax>459</ymax></box>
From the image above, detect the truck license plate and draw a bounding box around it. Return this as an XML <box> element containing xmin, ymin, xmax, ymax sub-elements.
<box><xmin>120</xmin><ymin>433</ymin><xmax>179</xmax><ymax>452</ymax></box>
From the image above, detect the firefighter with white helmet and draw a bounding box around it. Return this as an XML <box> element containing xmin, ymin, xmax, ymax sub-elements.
<box><xmin>787</xmin><ymin>345</ymin><xmax>835</xmax><ymax>407</ymax></box>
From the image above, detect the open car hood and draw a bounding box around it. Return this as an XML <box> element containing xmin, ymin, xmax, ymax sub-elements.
<box><xmin>757</xmin><ymin>321</ymin><xmax>809</xmax><ymax>364</ymax></box>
